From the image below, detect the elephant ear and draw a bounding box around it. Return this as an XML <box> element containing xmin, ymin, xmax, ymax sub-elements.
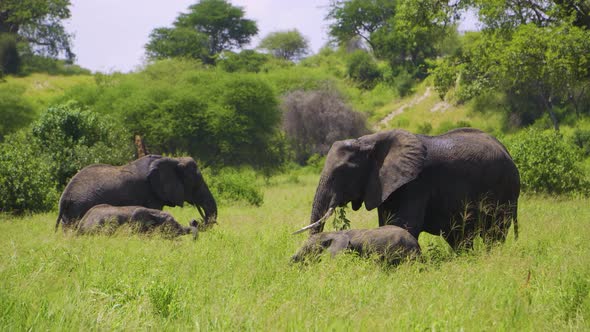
<box><xmin>363</xmin><ymin>130</ymin><xmax>426</xmax><ymax>210</ymax></box>
<box><xmin>148</xmin><ymin>157</ymin><xmax>185</xmax><ymax>206</ymax></box>
<box><xmin>325</xmin><ymin>235</ymin><xmax>350</xmax><ymax>257</ymax></box>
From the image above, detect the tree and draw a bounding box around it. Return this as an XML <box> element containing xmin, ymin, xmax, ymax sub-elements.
<box><xmin>327</xmin><ymin>0</ymin><xmax>460</xmax><ymax>75</ymax></box>
<box><xmin>0</xmin><ymin>33</ymin><xmax>20</xmax><ymax>74</ymax></box>
<box><xmin>258</xmin><ymin>29</ymin><xmax>309</xmax><ymax>61</ymax></box>
<box><xmin>468</xmin><ymin>0</ymin><xmax>590</xmax><ymax>31</ymax></box>
<box><xmin>327</xmin><ymin>0</ymin><xmax>397</xmax><ymax>52</ymax></box>
<box><xmin>0</xmin><ymin>0</ymin><xmax>74</xmax><ymax>61</ymax></box>
<box><xmin>145</xmin><ymin>27</ymin><xmax>209</xmax><ymax>62</ymax></box>
<box><xmin>282</xmin><ymin>89</ymin><xmax>369</xmax><ymax>164</ymax></box>
<box><xmin>146</xmin><ymin>0</ymin><xmax>258</xmax><ymax>64</ymax></box>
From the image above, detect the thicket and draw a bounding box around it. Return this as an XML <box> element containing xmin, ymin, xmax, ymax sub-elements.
<box><xmin>504</xmin><ymin>129</ymin><xmax>589</xmax><ymax>195</ymax></box>
<box><xmin>0</xmin><ymin>102</ymin><xmax>133</xmax><ymax>213</ymax></box>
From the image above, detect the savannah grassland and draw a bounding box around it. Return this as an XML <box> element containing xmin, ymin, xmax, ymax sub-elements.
<box><xmin>1</xmin><ymin>172</ymin><xmax>589</xmax><ymax>330</ymax></box>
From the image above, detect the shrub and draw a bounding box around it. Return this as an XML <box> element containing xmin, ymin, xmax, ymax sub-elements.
<box><xmin>282</xmin><ymin>89</ymin><xmax>369</xmax><ymax>164</ymax></box>
<box><xmin>0</xmin><ymin>131</ymin><xmax>58</xmax><ymax>213</ymax></box>
<box><xmin>504</xmin><ymin>128</ymin><xmax>589</xmax><ymax>195</ymax></box>
<box><xmin>435</xmin><ymin>120</ymin><xmax>471</xmax><ymax>135</ymax></box>
<box><xmin>32</xmin><ymin>101</ymin><xmax>134</xmax><ymax>187</ymax></box>
<box><xmin>571</xmin><ymin>129</ymin><xmax>590</xmax><ymax>157</ymax></box>
<box><xmin>346</xmin><ymin>50</ymin><xmax>381</xmax><ymax>89</ymax></box>
<box><xmin>416</xmin><ymin>122</ymin><xmax>433</xmax><ymax>135</ymax></box>
<box><xmin>218</xmin><ymin>50</ymin><xmax>270</xmax><ymax>73</ymax></box>
<box><xmin>204</xmin><ymin>167</ymin><xmax>264</xmax><ymax>206</ymax></box>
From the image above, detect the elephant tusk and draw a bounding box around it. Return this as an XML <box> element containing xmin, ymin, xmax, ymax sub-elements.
<box><xmin>292</xmin><ymin>208</ymin><xmax>334</xmax><ymax>235</ymax></box>
<box><xmin>196</xmin><ymin>205</ymin><xmax>206</xmax><ymax>220</ymax></box>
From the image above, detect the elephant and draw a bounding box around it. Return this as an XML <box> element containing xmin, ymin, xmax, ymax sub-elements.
<box><xmin>295</xmin><ymin>128</ymin><xmax>520</xmax><ymax>250</ymax></box>
<box><xmin>56</xmin><ymin>155</ymin><xmax>217</xmax><ymax>231</ymax></box>
<box><xmin>292</xmin><ymin>225</ymin><xmax>421</xmax><ymax>264</ymax></box>
<box><xmin>77</xmin><ymin>204</ymin><xmax>199</xmax><ymax>238</ymax></box>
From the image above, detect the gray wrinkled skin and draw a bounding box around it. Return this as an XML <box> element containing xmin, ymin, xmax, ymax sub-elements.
<box><xmin>292</xmin><ymin>225</ymin><xmax>420</xmax><ymax>265</ymax></box>
<box><xmin>56</xmin><ymin>155</ymin><xmax>217</xmax><ymax>231</ymax></box>
<box><xmin>77</xmin><ymin>204</ymin><xmax>198</xmax><ymax>239</ymax></box>
<box><xmin>308</xmin><ymin>128</ymin><xmax>520</xmax><ymax>250</ymax></box>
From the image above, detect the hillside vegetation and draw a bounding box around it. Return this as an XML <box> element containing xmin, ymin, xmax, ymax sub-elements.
<box><xmin>1</xmin><ymin>0</ymin><xmax>590</xmax><ymax>329</ymax></box>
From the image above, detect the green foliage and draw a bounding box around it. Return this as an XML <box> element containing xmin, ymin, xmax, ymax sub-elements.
<box><xmin>0</xmin><ymin>0</ymin><xmax>74</xmax><ymax>61</ymax></box>
<box><xmin>416</xmin><ymin>122</ymin><xmax>432</xmax><ymax>134</ymax></box>
<box><xmin>204</xmin><ymin>167</ymin><xmax>264</xmax><ymax>206</ymax></box>
<box><xmin>0</xmin><ymin>131</ymin><xmax>58</xmax><ymax>213</ymax></box>
<box><xmin>328</xmin><ymin>0</ymin><xmax>459</xmax><ymax>79</ymax></box>
<box><xmin>435</xmin><ymin>120</ymin><xmax>471</xmax><ymax>135</ymax></box>
<box><xmin>0</xmin><ymin>82</ymin><xmax>35</xmax><ymax>140</ymax></box>
<box><xmin>218</xmin><ymin>50</ymin><xmax>270</xmax><ymax>73</ymax></box>
<box><xmin>210</xmin><ymin>76</ymin><xmax>285</xmax><ymax>170</ymax></box>
<box><xmin>331</xmin><ymin>206</ymin><xmax>351</xmax><ymax>231</ymax></box>
<box><xmin>31</xmin><ymin>101</ymin><xmax>133</xmax><ymax>187</ymax></box>
<box><xmin>435</xmin><ymin>22</ymin><xmax>590</xmax><ymax>129</ymax></box>
<box><xmin>504</xmin><ymin>128</ymin><xmax>589</xmax><ymax>194</ymax></box>
<box><xmin>258</xmin><ymin>29</ymin><xmax>309</xmax><ymax>61</ymax></box>
<box><xmin>571</xmin><ymin>129</ymin><xmax>590</xmax><ymax>157</ymax></box>
<box><xmin>62</xmin><ymin>61</ymin><xmax>285</xmax><ymax>172</ymax></box>
<box><xmin>346</xmin><ymin>50</ymin><xmax>381</xmax><ymax>89</ymax></box>
<box><xmin>0</xmin><ymin>33</ymin><xmax>20</xmax><ymax>75</ymax></box>
<box><xmin>145</xmin><ymin>27</ymin><xmax>210</xmax><ymax>63</ymax></box>
<box><xmin>147</xmin><ymin>0</ymin><xmax>258</xmax><ymax>64</ymax></box>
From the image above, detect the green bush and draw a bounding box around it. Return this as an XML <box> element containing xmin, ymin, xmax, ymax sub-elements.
<box><xmin>504</xmin><ymin>128</ymin><xmax>589</xmax><ymax>195</ymax></box>
<box><xmin>571</xmin><ymin>129</ymin><xmax>590</xmax><ymax>157</ymax></box>
<box><xmin>204</xmin><ymin>168</ymin><xmax>264</xmax><ymax>206</ymax></box>
<box><xmin>0</xmin><ymin>131</ymin><xmax>58</xmax><ymax>213</ymax></box>
<box><xmin>218</xmin><ymin>50</ymin><xmax>270</xmax><ymax>73</ymax></box>
<box><xmin>62</xmin><ymin>62</ymin><xmax>286</xmax><ymax>173</ymax></box>
<box><xmin>32</xmin><ymin>101</ymin><xmax>134</xmax><ymax>187</ymax></box>
<box><xmin>346</xmin><ymin>50</ymin><xmax>381</xmax><ymax>89</ymax></box>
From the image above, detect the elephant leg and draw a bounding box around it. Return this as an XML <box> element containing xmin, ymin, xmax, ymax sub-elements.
<box><xmin>379</xmin><ymin>182</ymin><xmax>428</xmax><ymax>239</ymax></box>
<box><xmin>481</xmin><ymin>200</ymin><xmax>516</xmax><ymax>246</ymax></box>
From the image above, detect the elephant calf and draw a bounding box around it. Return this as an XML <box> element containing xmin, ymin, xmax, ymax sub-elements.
<box><xmin>77</xmin><ymin>204</ymin><xmax>199</xmax><ymax>239</ymax></box>
<box><xmin>292</xmin><ymin>225</ymin><xmax>420</xmax><ymax>264</ymax></box>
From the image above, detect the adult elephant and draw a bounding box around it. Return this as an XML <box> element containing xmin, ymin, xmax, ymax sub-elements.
<box><xmin>295</xmin><ymin>128</ymin><xmax>520</xmax><ymax>250</ymax></box>
<box><xmin>55</xmin><ymin>155</ymin><xmax>217</xmax><ymax>231</ymax></box>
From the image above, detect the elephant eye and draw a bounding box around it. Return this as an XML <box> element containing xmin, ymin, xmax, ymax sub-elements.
<box><xmin>321</xmin><ymin>239</ymin><xmax>333</xmax><ymax>247</ymax></box>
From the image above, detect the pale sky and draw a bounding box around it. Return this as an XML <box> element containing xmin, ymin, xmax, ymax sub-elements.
<box><xmin>65</xmin><ymin>1</ymin><xmax>477</xmax><ymax>73</ymax></box>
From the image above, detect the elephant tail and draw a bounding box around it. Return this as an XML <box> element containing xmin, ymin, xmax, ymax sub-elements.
<box><xmin>55</xmin><ymin>214</ymin><xmax>61</xmax><ymax>232</ymax></box>
<box><xmin>55</xmin><ymin>209</ymin><xmax>63</xmax><ymax>232</ymax></box>
<box><xmin>512</xmin><ymin>202</ymin><xmax>518</xmax><ymax>240</ymax></box>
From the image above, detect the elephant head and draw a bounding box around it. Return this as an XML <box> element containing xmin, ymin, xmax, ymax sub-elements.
<box><xmin>147</xmin><ymin>156</ymin><xmax>217</xmax><ymax>226</ymax></box>
<box><xmin>291</xmin><ymin>232</ymin><xmax>350</xmax><ymax>262</ymax></box>
<box><xmin>300</xmin><ymin>130</ymin><xmax>426</xmax><ymax>234</ymax></box>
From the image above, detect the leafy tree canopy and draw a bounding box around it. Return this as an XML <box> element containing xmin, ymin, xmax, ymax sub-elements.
<box><xmin>327</xmin><ymin>0</ymin><xmax>461</xmax><ymax>73</ymax></box>
<box><xmin>147</xmin><ymin>0</ymin><xmax>258</xmax><ymax>64</ymax></box>
<box><xmin>258</xmin><ymin>29</ymin><xmax>309</xmax><ymax>61</ymax></box>
<box><xmin>0</xmin><ymin>0</ymin><xmax>74</xmax><ymax>61</ymax></box>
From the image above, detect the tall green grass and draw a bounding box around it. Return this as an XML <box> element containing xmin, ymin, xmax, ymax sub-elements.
<box><xmin>1</xmin><ymin>174</ymin><xmax>589</xmax><ymax>330</ymax></box>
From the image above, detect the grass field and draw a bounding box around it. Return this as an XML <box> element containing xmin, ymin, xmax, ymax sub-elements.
<box><xmin>1</xmin><ymin>173</ymin><xmax>589</xmax><ymax>330</ymax></box>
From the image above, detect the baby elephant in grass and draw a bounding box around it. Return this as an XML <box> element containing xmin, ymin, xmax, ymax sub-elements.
<box><xmin>77</xmin><ymin>204</ymin><xmax>199</xmax><ymax>239</ymax></box>
<box><xmin>292</xmin><ymin>225</ymin><xmax>421</xmax><ymax>265</ymax></box>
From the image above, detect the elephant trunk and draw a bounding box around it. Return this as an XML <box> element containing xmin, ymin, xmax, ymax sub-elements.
<box><xmin>193</xmin><ymin>182</ymin><xmax>217</xmax><ymax>227</ymax></box>
<box><xmin>308</xmin><ymin>173</ymin><xmax>333</xmax><ymax>234</ymax></box>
